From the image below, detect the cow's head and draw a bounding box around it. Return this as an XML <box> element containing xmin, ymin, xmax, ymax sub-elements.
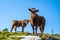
<box><xmin>24</xmin><ymin>19</ymin><xmax>30</xmax><ymax>24</ymax></box>
<box><xmin>28</xmin><ymin>8</ymin><xmax>39</xmax><ymax>13</ymax></box>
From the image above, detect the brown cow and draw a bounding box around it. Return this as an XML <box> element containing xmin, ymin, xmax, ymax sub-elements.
<box><xmin>10</xmin><ymin>19</ymin><xmax>29</xmax><ymax>32</ymax></box>
<box><xmin>28</xmin><ymin>8</ymin><xmax>45</xmax><ymax>34</ymax></box>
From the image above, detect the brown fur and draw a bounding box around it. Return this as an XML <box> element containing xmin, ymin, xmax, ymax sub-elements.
<box><xmin>11</xmin><ymin>19</ymin><xmax>29</xmax><ymax>32</ymax></box>
<box><xmin>28</xmin><ymin>8</ymin><xmax>45</xmax><ymax>34</ymax></box>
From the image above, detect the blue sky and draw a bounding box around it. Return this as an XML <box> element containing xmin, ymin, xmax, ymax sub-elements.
<box><xmin>0</xmin><ymin>0</ymin><xmax>60</xmax><ymax>34</ymax></box>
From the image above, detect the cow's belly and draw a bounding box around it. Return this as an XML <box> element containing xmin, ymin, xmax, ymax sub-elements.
<box><xmin>17</xmin><ymin>24</ymin><xmax>22</xmax><ymax>27</ymax></box>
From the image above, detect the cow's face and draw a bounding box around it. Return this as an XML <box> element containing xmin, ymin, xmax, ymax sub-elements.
<box><xmin>28</xmin><ymin>8</ymin><xmax>39</xmax><ymax>13</ymax></box>
<box><xmin>24</xmin><ymin>20</ymin><xmax>29</xmax><ymax>24</ymax></box>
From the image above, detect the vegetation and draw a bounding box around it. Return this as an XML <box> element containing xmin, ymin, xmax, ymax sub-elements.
<box><xmin>0</xmin><ymin>28</ymin><xmax>31</xmax><ymax>40</ymax></box>
<box><xmin>0</xmin><ymin>28</ymin><xmax>60</xmax><ymax>40</ymax></box>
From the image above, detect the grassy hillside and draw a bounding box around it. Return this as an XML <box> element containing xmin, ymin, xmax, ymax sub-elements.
<box><xmin>0</xmin><ymin>28</ymin><xmax>60</xmax><ymax>40</ymax></box>
<box><xmin>0</xmin><ymin>31</ymin><xmax>30</xmax><ymax>40</ymax></box>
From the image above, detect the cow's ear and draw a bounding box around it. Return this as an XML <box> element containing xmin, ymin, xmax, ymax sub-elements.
<box><xmin>36</xmin><ymin>10</ymin><xmax>39</xmax><ymax>12</ymax></box>
<box><xmin>28</xmin><ymin>8</ymin><xmax>32</xmax><ymax>11</ymax></box>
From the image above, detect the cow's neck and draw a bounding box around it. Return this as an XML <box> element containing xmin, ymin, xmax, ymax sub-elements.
<box><xmin>30</xmin><ymin>12</ymin><xmax>36</xmax><ymax>18</ymax></box>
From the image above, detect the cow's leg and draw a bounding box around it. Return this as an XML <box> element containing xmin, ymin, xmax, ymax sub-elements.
<box><xmin>14</xmin><ymin>26</ymin><xmax>17</xmax><ymax>32</ymax></box>
<box><xmin>10</xmin><ymin>27</ymin><xmax>13</xmax><ymax>32</ymax></box>
<box><xmin>10</xmin><ymin>25</ymin><xmax>14</xmax><ymax>32</ymax></box>
<box><xmin>40</xmin><ymin>26</ymin><xmax>44</xmax><ymax>34</ymax></box>
<box><xmin>22</xmin><ymin>26</ymin><xmax>24</xmax><ymax>32</ymax></box>
<box><xmin>35</xmin><ymin>26</ymin><xmax>38</xmax><ymax>34</ymax></box>
<box><xmin>39</xmin><ymin>26</ymin><xmax>43</xmax><ymax>37</ymax></box>
<box><xmin>32</xmin><ymin>26</ymin><xmax>34</xmax><ymax>34</ymax></box>
<box><xmin>30</xmin><ymin>19</ymin><xmax>35</xmax><ymax>34</ymax></box>
<box><xmin>31</xmin><ymin>24</ymin><xmax>34</xmax><ymax>34</ymax></box>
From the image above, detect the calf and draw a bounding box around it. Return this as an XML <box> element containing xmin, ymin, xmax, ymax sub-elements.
<box><xmin>11</xmin><ymin>19</ymin><xmax>29</xmax><ymax>32</ymax></box>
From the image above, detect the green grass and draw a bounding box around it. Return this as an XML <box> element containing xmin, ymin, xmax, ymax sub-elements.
<box><xmin>0</xmin><ymin>31</ymin><xmax>32</xmax><ymax>40</ymax></box>
<box><xmin>0</xmin><ymin>31</ymin><xmax>60</xmax><ymax>40</ymax></box>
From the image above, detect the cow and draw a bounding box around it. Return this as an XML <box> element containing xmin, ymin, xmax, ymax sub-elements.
<box><xmin>28</xmin><ymin>8</ymin><xmax>45</xmax><ymax>34</ymax></box>
<box><xmin>10</xmin><ymin>19</ymin><xmax>29</xmax><ymax>32</ymax></box>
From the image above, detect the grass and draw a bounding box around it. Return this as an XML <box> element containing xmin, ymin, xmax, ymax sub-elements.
<box><xmin>0</xmin><ymin>31</ymin><xmax>60</xmax><ymax>40</ymax></box>
<box><xmin>0</xmin><ymin>31</ymin><xmax>32</xmax><ymax>40</ymax></box>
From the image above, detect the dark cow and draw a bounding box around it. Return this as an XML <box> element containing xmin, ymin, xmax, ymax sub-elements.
<box><xmin>28</xmin><ymin>8</ymin><xmax>45</xmax><ymax>34</ymax></box>
<box><xmin>11</xmin><ymin>19</ymin><xmax>29</xmax><ymax>32</ymax></box>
